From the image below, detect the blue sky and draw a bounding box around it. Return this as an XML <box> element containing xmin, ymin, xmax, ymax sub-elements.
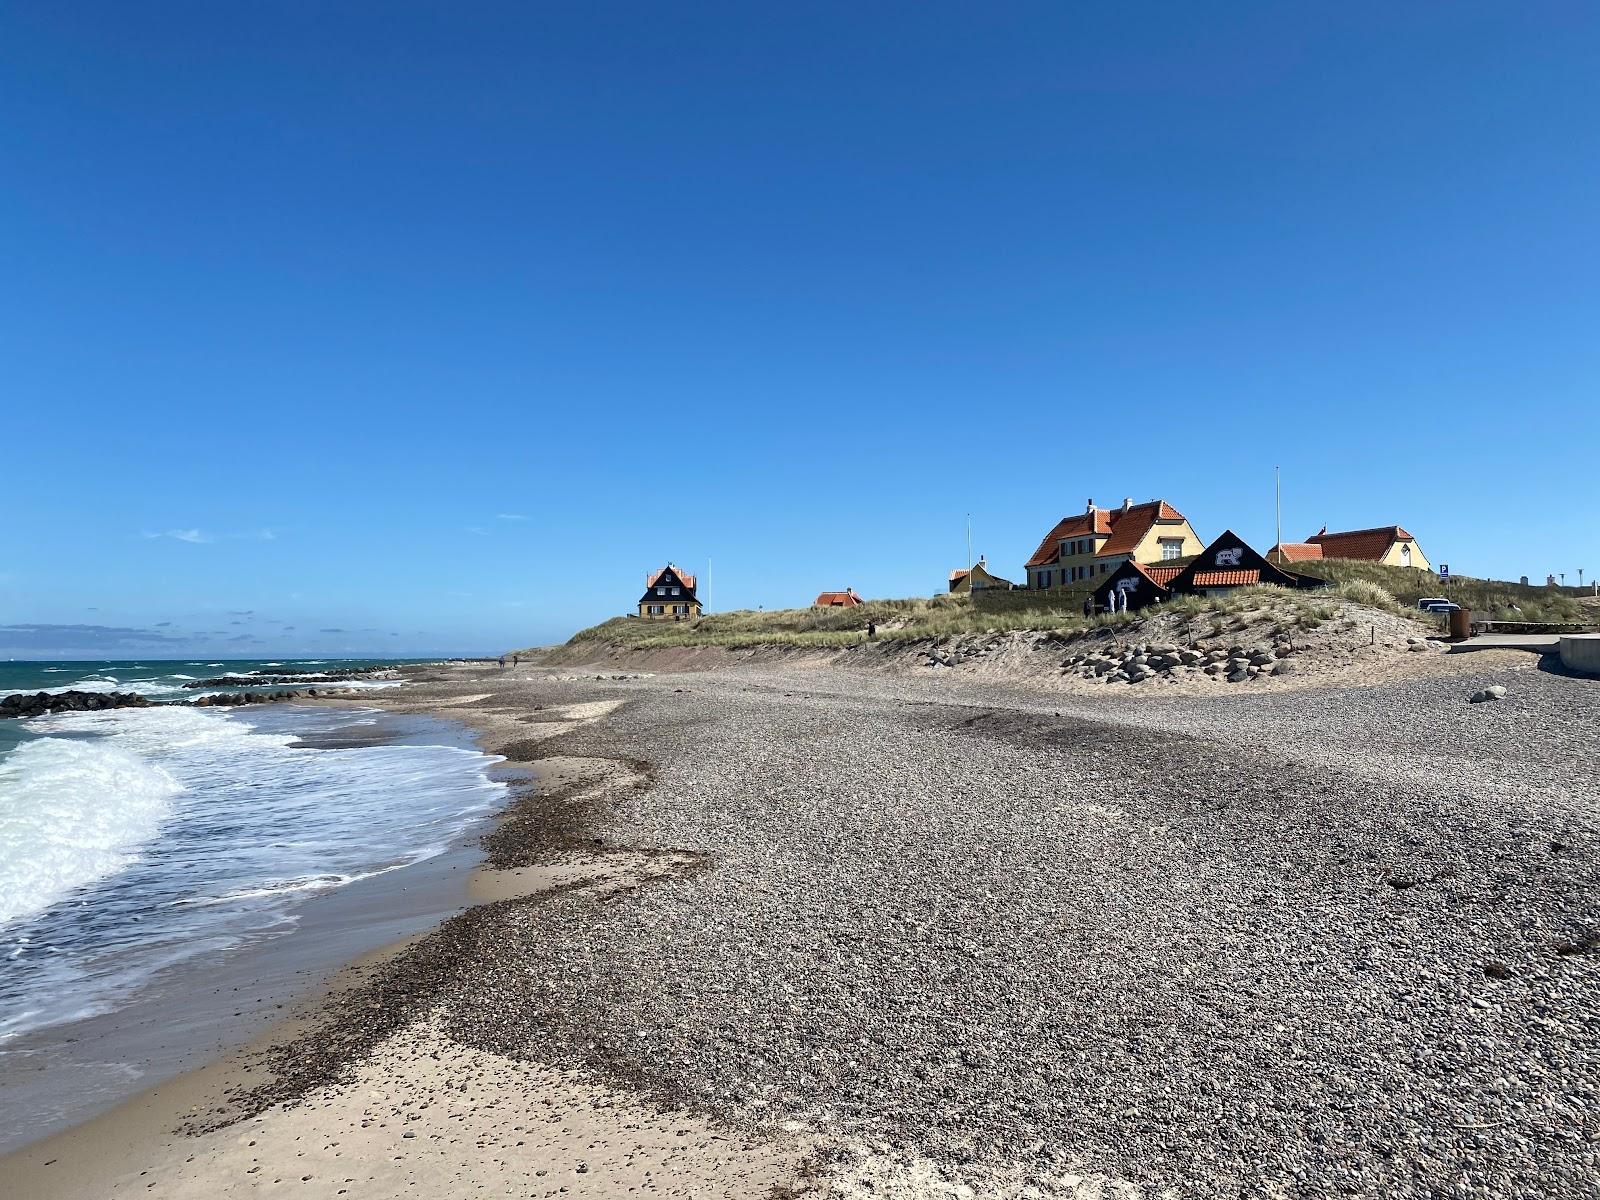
<box><xmin>3</xmin><ymin>3</ymin><xmax>1597</xmax><ymax>657</ymax></box>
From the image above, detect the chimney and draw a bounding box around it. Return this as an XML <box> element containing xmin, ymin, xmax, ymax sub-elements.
<box><xmin>1122</xmin><ymin>497</ymin><xmax>1132</xmax><ymax>512</ymax></box>
<box><xmin>1086</xmin><ymin>497</ymin><xmax>1095</xmax><ymax>514</ymax></box>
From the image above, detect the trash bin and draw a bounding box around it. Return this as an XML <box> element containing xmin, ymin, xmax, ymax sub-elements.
<box><xmin>1449</xmin><ymin>607</ymin><xmax>1470</xmax><ymax>640</ymax></box>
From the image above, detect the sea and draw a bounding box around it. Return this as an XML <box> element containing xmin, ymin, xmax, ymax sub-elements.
<box><xmin>0</xmin><ymin>659</ymin><xmax>508</xmax><ymax>1149</ymax></box>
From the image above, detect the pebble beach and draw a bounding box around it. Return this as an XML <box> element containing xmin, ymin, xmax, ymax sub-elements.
<box><xmin>6</xmin><ymin>648</ymin><xmax>1597</xmax><ymax>1198</ymax></box>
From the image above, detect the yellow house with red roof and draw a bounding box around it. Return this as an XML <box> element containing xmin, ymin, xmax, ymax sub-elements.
<box><xmin>1023</xmin><ymin>498</ymin><xmax>1203</xmax><ymax>591</ymax></box>
<box><xmin>1269</xmin><ymin>525</ymin><xmax>1431</xmax><ymax>572</ymax></box>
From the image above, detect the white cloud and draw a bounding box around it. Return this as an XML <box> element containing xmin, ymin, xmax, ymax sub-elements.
<box><xmin>496</xmin><ymin>513</ymin><xmax>528</xmax><ymax>521</ymax></box>
<box><xmin>139</xmin><ymin>528</ymin><xmax>277</xmax><ymax>544</ymax></box>
<box><xmin>465</xmin><ymin>526</ymin><xmax>489</xmax><ymax>536</ymax></box>
<box><xmin>143</xmin><ymin>528</ymin><xmax>215</xmax><ymax>543</ymax></box>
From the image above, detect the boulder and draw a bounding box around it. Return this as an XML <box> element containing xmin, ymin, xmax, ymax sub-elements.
<box><xmin>1271</xmin><ymin>660</ymin><xmax>1296</xmax><ymax>676</ymax></box>
<box><xmin>0</xmin><ymin>690</ymin><xmax>155</xmax><ymax>719</ymax></box>
<box><xmin>1226</xmin><ymin>669</ymin><xmax>1251</xmax><ymax>684</ymax></box>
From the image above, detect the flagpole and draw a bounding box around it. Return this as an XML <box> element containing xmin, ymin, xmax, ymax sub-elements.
<box><xmin>1274</xmin><ymin>467</ymin><xmax>1282</xmax><ymax>562</ymax></box>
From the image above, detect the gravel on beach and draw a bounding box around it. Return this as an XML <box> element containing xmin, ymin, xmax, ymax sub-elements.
<box><xmin>355</xmin><ymin>657</ymin><xmax>1597</xmax><ymax>1200</ymax></box>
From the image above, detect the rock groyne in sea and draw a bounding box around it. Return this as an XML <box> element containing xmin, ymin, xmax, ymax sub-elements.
<box><xmin>0</xmin><ymin>686</ymin><xmax>372</xmax><ymax>720</ymax></box>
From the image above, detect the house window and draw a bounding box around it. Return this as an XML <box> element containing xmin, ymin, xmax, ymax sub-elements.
<box><xmin>1401</xmin><ymin>545</ymin><xmax>1412</xmax><ymax>567</ymax></box>
<box><xmin>672</xmin><ymin>587</ymin><xmax>681</xmax><ymax>595</ymax></box>
<box><xmin>1039</xmin><ymin>570</ymin><xmax>1051</xmax><ymax>588</ymax></box>
<box><xmin>656</xmin><ymin>586</ymin><xmax>666</xmax><ymax>595</ymax></box>
<box><xmin>648</xmin><ymin>604</ymin><xmax>664</xmax><ymax>614</ymax></box>
<box><xmin>1160</xmin><ymin>539</ymin><xmax>1183</xmax><ymax>561</ymax></box>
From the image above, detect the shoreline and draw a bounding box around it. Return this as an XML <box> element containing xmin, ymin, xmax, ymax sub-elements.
<box><xmin>0</xmin><ymin>662</ymin><xmax>813</xmax><ymax>1199</ymax></box>
<box><xmin>4</xmin><ymin>648</ymin><xmax>1594</xmax><ymax>1198</ymax></box>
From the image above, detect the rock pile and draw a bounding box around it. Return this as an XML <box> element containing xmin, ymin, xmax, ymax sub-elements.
<box><xmin>182</xmin><ymin>667</ymin><xmax>397</xmax><ymax>689</ymax></box>
<box><xmin>0</xmin><ymin>689</ymin><xmax>156</xmax><ymax>718</ymax></box>
<box><xmin>194</xmin><ymin>689</ymin><xmax>309</xmax><ymax>707</ymax></box>
<box><xmin>1062</xmin><ymin>638</ymin><xmax>1299</xmax><ymax>685</ymax></box>
<box><xmin>0</xmin><ymin>687</ymin><xmax>365</xmax><ymax>719</ymax></box>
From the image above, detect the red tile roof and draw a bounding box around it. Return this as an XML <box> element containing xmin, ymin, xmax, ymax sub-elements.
<box><xmin>1307</xmin><ymin>526</ymin><xmax>1414</xmax><ymax>562</ymax></box>
<box><xmin>1270</xmin><ymin>542</ymin><xmax>1324</xmax><ymax>562</ymax></box>
<box><xmin>814</xmin><ymin>589</ymin><xmax>864</xmax><ymax>607</ymax></box>
<box><xmin>647</xmin><ymin>565</ymin><xmax>696</xmax><ymax>590</ymax></box>
<box><xmin>948</xmin><ymin>568</ymin><xmax>970</xmax><ymax>584</ymax></box>
<box><xmin>1190</xmin><ymin>569</ymin><xmax>1262</xmax><ymax>588</ymax></box>
<box><xmin>1141</xmin><ymin>564</ymin><xmax>1184</xmax><ymax>586</ymax></box>
<box><xmin>1025</xmin><ymin>500</ymin><xmax>1187</xmax><ymax>568</ymax></box>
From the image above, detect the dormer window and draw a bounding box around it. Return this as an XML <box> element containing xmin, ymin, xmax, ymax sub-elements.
<box><xmin>656</xmin><ymin>586</ymin><xmax>666</xmax><ymax>595</ymax></box>
<box><xmin>672</xmin><ymin>586</ymin><xmax>681</xmax><ymax>595</ymax></box>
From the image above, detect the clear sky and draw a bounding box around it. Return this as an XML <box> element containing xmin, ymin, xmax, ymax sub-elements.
<box><xmin>4</xmin><ymin>3</ymin><xmax>1597</xmax><ymax>657</ymax></box>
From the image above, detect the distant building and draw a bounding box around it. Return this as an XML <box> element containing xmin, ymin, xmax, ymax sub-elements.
<box><xmin>1270</xmin><ymin>525</ymin><xmax>1431</xmax><ymax>571</ymax></box>
<box><xmin>814</xmin><ymin>589</ymin><xmax>865</xmax><ymax>608</ymax></box>
<box><xmin>1025</xmin><ymin>498</ymin><xmax>1203</xmax><ymax>590</ymax></box>
<box><xmin>639</xmin><ymin>564</ymin><xmax>702</xmax><ymax>619</ymax></box>
<box><xmin>1167</xmin><ymin>530</ymin><xmax>1327</xmax><ymax>599</ymax></box>
<box><xmin>1089</xmin><ymin>561</ymin><xmax>1184</xmax><ymax>613</ymax></box>
<box><xmin>1093</xmin><ymin>530</ymin><xmax>1324</xmax><ymax>612</ymax></box>
<box><xmin>948</xmin><ymin>557</ymin><xmax>1014</xmax><ymax>593</ymax></box>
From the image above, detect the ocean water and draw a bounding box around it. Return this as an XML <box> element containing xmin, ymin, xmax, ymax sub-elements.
<box><xmin>0</xmin><ymin>660</ymin><xmax>505</xmax><ymax>1049</ymax></box>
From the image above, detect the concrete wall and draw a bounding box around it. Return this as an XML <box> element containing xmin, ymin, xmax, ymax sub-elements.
<box><xmin>1559</xmin><ymin>634</ymin><xmax>1600</xmax><ymax>675</ymax></box>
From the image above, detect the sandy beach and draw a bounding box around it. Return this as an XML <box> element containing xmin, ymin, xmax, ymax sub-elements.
<box><xmin>5</xmin><ymin>646</ymin><xmax>1598</xmax><ymax>1198</ymax></box>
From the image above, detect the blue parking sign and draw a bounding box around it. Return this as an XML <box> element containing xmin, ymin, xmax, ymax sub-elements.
<box><xmin>1440</xmin><ymin>564</ymin><xmax>1449</xmax><ymax>580</ymax></box>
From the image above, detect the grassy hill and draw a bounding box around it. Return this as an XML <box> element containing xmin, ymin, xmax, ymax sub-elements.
<box><xmin>536</xmin><ymin>561</ymin><xmax>1591</xmax><ymax>657</ymax></box>
<box><xmin>1286</xmin><ymin>559</ymin><xmax>1590</xmax><ymax>623</ymax></box>
<box><xmin>553</xmin><ymin>584</ymin><xmax>1350</xmax><ymax>654</ymax></box>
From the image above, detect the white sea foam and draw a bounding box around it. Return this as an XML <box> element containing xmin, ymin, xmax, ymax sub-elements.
<box><xmin>0</xmin><ymin>703</ymin><xmax>505</xmax><ymax>1044</ymax></box>
<box><xmin>0</xmin><ymin>739</ymin><xmax>181</xmax><ymax>927</ymax></box>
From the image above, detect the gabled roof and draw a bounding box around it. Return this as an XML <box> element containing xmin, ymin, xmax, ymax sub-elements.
<box><xmin>1269</xmin><ymin>542</ymin><xmax>1324</xmax><ymax>562</ymax></box>
<box><xmin>1025</xmin><ymin>500</ymin><xmax>1188</xmax><ymax>568</ymax></box>
<box><xmin>814</xmin><ymin>589</ymin><xmax>863</xmax><ymax>606</ymax></box>
<box><xmin>1306</xmin><ymin>526</ymin><xmax>1415</xmax><ymax>562</ymax></box>
<box><xmin>647</xmin><ymin>565</ymin><xmax>697</xmax><ymax>590</ymax></box>
<box><xmin>1165</xmin><ymin>529</ymin><xmax>1303</xmax><ymax>594</ymax></box>
<box><xmin>949</xmin><ymin>568</ymin><xmax>970</xmax><ymax>585</ymax></box>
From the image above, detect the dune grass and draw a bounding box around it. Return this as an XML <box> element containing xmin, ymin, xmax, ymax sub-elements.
<box><xmin>555</xmin><ymin>583</ymin><xmax>1364</xmax><ymax>652</ymax></box>
<box><xmin>1289</xmin><ymin>559</ymin><xmax>1589</xmax><ymax>623</ymax></box>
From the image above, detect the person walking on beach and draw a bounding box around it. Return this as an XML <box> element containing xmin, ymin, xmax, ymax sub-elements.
<box><xmin>498</xmin><ymin>655</ymin><xmax>505</xmax><ymax>669</ymax></box>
